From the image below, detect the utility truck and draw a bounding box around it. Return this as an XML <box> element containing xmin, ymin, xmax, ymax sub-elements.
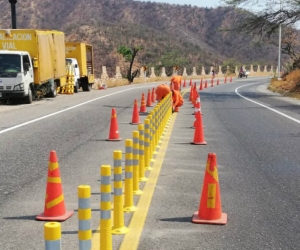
<box><xmin>65</xmin><ymin>42</ymin><xmax>95</xmax><ymax>92</ymax></box>
<box><xmin>0</xmin><ymin>29</ymin><xmax>67</xmax><ymax>104</ymax></box>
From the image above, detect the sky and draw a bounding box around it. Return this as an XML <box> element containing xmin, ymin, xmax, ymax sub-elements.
<box><xmin>137</xmin><ymin>0</ymin><xmax>224</xmax><ymax>8</ymax></box>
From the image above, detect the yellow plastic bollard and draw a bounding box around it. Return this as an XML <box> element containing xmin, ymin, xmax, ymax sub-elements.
<box><xmin>132</xmin><ymin>131</ymin><xmax>142</xmax><ymax>195</ymax></box>
<box><xmin>144</xmin><ymin>119</ymin><xmax>152</xmax><ymax>170</ymax></box>
<box><xmin>138</xmin><ymin>124</ymin><xmax>148</xmax><ymax>182</ymax></box>
<box><xmin>147</xmin><ymin>113</ymin><xmax>155</xmax><ymax>162</ymax></box>
<box><xmin>112</xmin><ymin>150</ymin><xmax>128</xmax><ymax>234</ymax></box>
<box><xmin>153</xmin><ymin>107</ymin><xmax>159</xmax><ymax>153</ymax></box>
<box><xmin>78</xmin><ymin>185</ymin><xmax>92</xmax><ymax>250</ymax></box>
<box><xmin>44</xmin><ymin>222</ymin><xmax>62</xmax><ymax>250</ymax></box>
<box><xmin>100</xmin><ymin>165</ymin><xmax>112</xmax><ymax>250</ymax></box>
<box><xmin>123</xmin><ymin>139</ymin><xmax>137</xmax><ymax>212</ymax></box>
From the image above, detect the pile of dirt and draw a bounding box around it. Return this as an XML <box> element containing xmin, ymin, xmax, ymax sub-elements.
<box><xmin>268</xmin><ymin>69</ymin><xmax>300</xmax><ymax>99</ymax></box>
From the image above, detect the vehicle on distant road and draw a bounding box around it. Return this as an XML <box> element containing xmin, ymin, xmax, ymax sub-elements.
<box><xmin>238</xmin><ymin>70</ymin><xmax>249</xmax><ymax>78</ymax></box>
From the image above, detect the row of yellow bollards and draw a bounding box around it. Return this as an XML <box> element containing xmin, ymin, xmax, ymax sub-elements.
<box><xmin>59</xmin><ymin>64</ymin><xmax>75</xmax><ymax>94</ymax></box>
<box><xmin>43</xmin><ymin>92</ymin><xmax>172</xmax><ymax>250</ymax></box>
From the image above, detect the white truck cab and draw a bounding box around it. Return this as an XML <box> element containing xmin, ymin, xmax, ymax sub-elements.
<box><xmin>0</xmin><ymin>50</ymin><xmax>34</xmax><ymax>103</ymax></box>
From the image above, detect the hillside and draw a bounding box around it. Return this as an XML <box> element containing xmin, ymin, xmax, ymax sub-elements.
<box><xmin>0</xmin><ymin>0</ymin><xmax>280</xmax><ymax>77</ymax></box>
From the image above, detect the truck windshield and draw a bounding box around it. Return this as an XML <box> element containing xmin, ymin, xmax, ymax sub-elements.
<box><xmin>66</xmin><ymin>59</ymin><xmax>72</xmax><ymax>65</ymax></box>
<box><xmin>0</xmin><ymin>54</ymin><xmax>21</xmax><ymax>77</ymax></box>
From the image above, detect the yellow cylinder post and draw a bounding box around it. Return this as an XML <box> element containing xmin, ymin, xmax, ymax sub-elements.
<box><xmin>158</xmin><ymin>104</ymin><xmax>163</xmax><ymax>142</ymax></box>
<box><xmin>44</xmin><ymin>222</ymin><xmax>62</xmax><ymax>250</ymax></box>
<box><xmin>132</xmin><ymin>131</ymin><xmax>143</xmax><ymax>195</ymax></box>
<box><xmin>123</xmin><ymin>139</ymin><xmax>137</xmax><ymax>212</ymax></box>
<box><xmin>138</xmin><ymin>124</ymin><xmax>148</xmax><ymax>182</ymax></box>
<box><xmin>100</xmin><ymin>165</ymin><xmax>112</xmax><ymax>250</ymax></box>
<box><xmin>78</xmin><ymin>185</ymin><xmax>92</xmax><ymax>250</ymax></box>
<box><xmin>148</xmin><ymin>113</ymin><xmax>155</xmax><ymax>162</ymax></box>
<box><xmin>144</xmin><ymin>119</ymin><xmax>152</xmax><ymax>170</ymax></box>
<box><xmin>153</xmin><ymin>107</ymin><xmax>159</xmax><ymax>153</ymax></box>
<box><xmin>112</xmin><ymin>150</ymin><xmax>128</xmax><ymax>234</ymax></box>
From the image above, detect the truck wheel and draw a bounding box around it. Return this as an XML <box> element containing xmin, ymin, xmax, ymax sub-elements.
<box><xmin>0</xmin><ymin>99</ymin><xmax>7</xmax><ymax>105</ymax></box>
<box><xmin>74</xmin><ymin>81</ymin><xmax>79</xmax><ymax>93</ymax></box>
<box><xmin>24</xmin><ymin>86</ymin><xmax>33</xmax><ymax>104</ymax></box>
<box><xmin>48</xmin><ymin>81</ymin><xmax>57</xmax><ymax>98</ymax></box>
<box><xmin>82</xmin><ymin>80</ymin><xmax>90</xmax><ymax>92</ymax></box>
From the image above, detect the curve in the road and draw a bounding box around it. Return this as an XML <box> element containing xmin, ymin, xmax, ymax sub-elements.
<box><xmin>235</xmin><ymin>82</ymin><xmax>300</xmax><ymax>125</ymax></box>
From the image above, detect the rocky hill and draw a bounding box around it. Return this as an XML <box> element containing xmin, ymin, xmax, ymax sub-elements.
<box><xmin>0</xmin><ymin>0</ymin><xmax>279</xmax><ymax>77</ymax></box>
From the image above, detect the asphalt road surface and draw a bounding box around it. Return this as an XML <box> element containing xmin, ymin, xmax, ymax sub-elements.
<box><xmin>1</xmin><ymin>76</ymin><xmax>300</xmax><ymax>250</ymax></box>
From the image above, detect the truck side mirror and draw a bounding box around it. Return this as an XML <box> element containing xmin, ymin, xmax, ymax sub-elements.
<box><xmin>24</xmin><ymin>62</ymin><xmax>30</xmax><ymax>72</ymax></box>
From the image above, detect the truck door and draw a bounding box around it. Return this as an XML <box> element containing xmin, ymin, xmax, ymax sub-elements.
<box><xmin>22</xmin><ymin>54</ymin><xmax>33</xmax><ymax>94</ymax></box>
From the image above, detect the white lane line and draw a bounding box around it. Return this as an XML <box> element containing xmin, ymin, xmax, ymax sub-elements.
<box><xmin>235</xmin><ymin>82</ymin><xmax>300</xmax><ymax>124</ymax></box>
<box><xmin>0</xmin><ymin>85</ymin><xmax>156</xmax><ymax>135</ymax></box>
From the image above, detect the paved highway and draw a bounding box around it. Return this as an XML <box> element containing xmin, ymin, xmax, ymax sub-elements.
<box><xmin>1</xmin><ymin>76</ymin><xmax>300</xmax><ymax>249</ymax></box>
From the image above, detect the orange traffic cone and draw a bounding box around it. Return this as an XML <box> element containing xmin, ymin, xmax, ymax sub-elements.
<box><xmin>192</xmin><ymin>84</ymin><xmax>198</xmax><ymax>105</ymax></box>
<box><xmin>191</xmin><ymin>110</ymin><xmax>206</xmax><ymax>145</ymax></box>
<box><xmin>107</xmin><ymin>108</ymin><xmax>121</xmax><ymax>141</ymax></box>
<box><xmin>151</xmin><ymin>88</ymin><xmax>156</xmax><ymax>103</ymax></box>
<box><xmin>211</xmin><ymin>78</ymin><xmax>214</xmax><ymax>87</ymax></box>
<box><xmin>199</xmin><ymin>79</ymin><xmax>203</xmax><ymax>90</ymax></box>
<box><xmin>224</xmin><ymin>76</ymin><xmax>227</xmax><ymax>83</ymax></box>
<box><xmin>189</xmin><ymin>86</ymin><xmax>193</xmax><ymax>102</ymax></box>
<box><xmin>194</xmin><ymin>96</ymin><xmax>201</xmax><ymax>115</ymax></box>
<box><xmin>131</xmin><ymin>99</ymin><xmax>141</xmax><ymax>125</ymax></box>
<box><xmin>204</xmin><ymin>80</ymin><xmax>208</xmax><ymax>88</ymax></box>
<box><xmin>230</xmin><ymin>76</ymin><xmax>232</xmax><ymax>82</ymax></box>
<box><xmin>183</xmin><ymin>79</ymin><xmax>186</xmax><ymax>87</ymax></box>
<box><xmin>192</xmin><ymin>153</ymin><xmax>227</xmax><ymax>225</ymax></box>
<box><xmin>140</xmin><ymin>93</ymin><xmax>147</xmax><ymax>114</ymax></box>
<box><xmin>36</xmin><ymin>150</ymin><xmax>73</xmax><ymax>221</ymax></box>
<box><xmin>146</xmin><ymin>89</ymin><xmax>153</xmax><ymax>107</ymax></box>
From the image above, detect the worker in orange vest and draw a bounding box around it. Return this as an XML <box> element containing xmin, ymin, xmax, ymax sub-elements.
<box><xmin>155</xmin><ymin>84</ymin><xmax>171</xmax><ymax>102</ymax></box>
<box><xmin>170</xmin><ymin>75</ymin><xmax>182</xmax><ymax>91</ymax></box>
<box><xmin>172</xmin><ymin>89</ymin><xmax>183</xmax><ymax>112</ymax></box>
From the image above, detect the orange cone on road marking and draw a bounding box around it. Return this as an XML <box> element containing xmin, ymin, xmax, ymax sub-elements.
<box><xmin>189</xmin><ymin>86</ymin><xmax>193</xmax><ymax>102</ymax></box>
<box><xmin>107</xmin><ymin>108</ymin><xmax>121</xmax><ymax>141</ymax></box>
<box><xmin>192</xmin><ymin>153</ymin><xmax>227</xmax><ymax>225</ymax></box>
<box><xmin>146</xmin><ymin>89</ymin><xmax>153</xmax><ymax>107</ymax></box>
<box><xmin>183</xmin><ymin>79</ymin><xmax>186</xmax><ymax>87</ymax></box>
<box><xmin>151</xmin><ymin>88</ymin><xmax>156</xmax><ymax>103</ymax></box>
<box><xmin>36</xmin><ymin>150</ymin><xmax>73</xmax><ymax>221</ymax></box>
<box><xmin>199</xmin><ymin>79</ymin><xmax>203</xmax><ymax>90</ymax></box>
<box><xmin>139</xmin><ymin>93</ymin><xmax>147</xmax><ymax>114</ymax></box>
<box><xmin>191</xmin><ymin>110</ymin><xmax>206</xmax><ymax>145</ymax></box>
<box><xmin>131</xmin><ymin>99</ymin><xmax>141</xmax><ymax>125</ymax></box>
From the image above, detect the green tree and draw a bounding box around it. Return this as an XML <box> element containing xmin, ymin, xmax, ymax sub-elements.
<box><xmin>223</xmin><ymin>0</ymin><xmax>300</xmax><ymax>69</ymax></box>
<box><xmin>157</xmin><ymin>51</ymin><xmax>188</xmax><ymax>76</ymax></box>
<box><xmin>117</xmin><ymin>45</ymin><xmax>143</xmax><ymax>84</ymax></box>
<box><xmin>223</xmin><ymin>0</ymin><xmax>300</xmax><ymax>36</ymax></box>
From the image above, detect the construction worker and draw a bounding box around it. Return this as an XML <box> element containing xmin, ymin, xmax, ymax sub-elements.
<box><xmin>170</xmin><ymin>75</ymin><xmax>182</xmax><ymax>91</ymax></box>
<box><xmin>155</xmin><ymin>83</ymin><xmax>171</xmax><ymax>102</ymax></box>
<box><xmin>172</xmin><ymin>89</ymin><xmax>184</xmax><ymax>112</ymax></box>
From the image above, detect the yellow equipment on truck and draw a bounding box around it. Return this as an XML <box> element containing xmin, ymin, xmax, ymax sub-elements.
<box><xmin>0</xmin><ymin>29</ymin><xmax>66</xmax><ymax>104</ymax></box>
<box><xmin>65</xmin><ymin>42</ymin><xmax>95</xmax><ymax>92</ymax></box>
